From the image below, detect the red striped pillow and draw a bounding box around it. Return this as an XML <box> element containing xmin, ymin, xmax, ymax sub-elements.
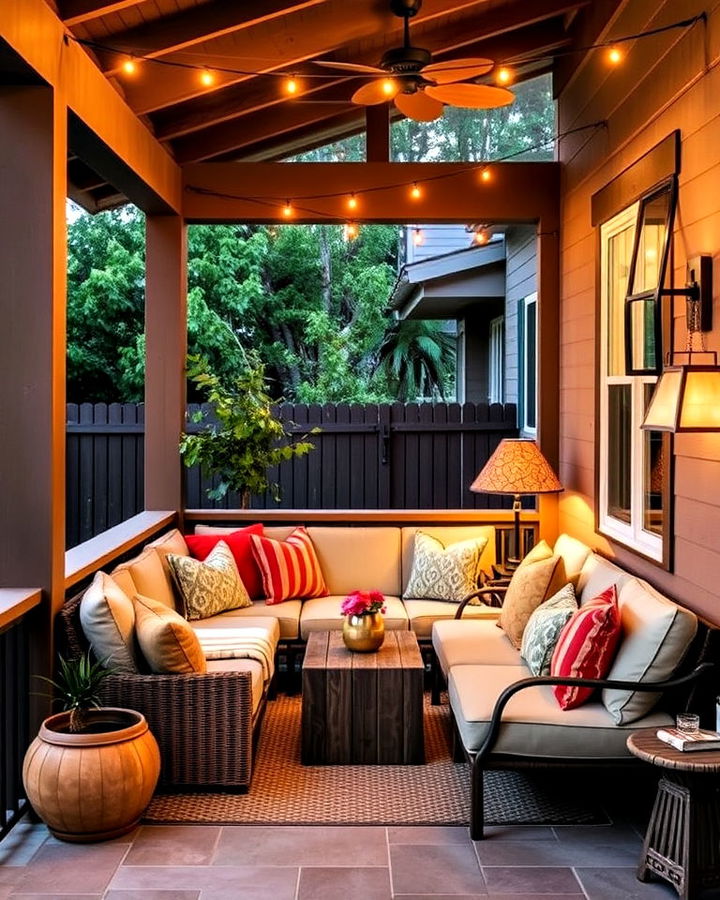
<box><xmin>250</xmin><ymin>527</ymin><xmax>328</xmax><ymax>605</ymax></box>
<box><xmin>550</xmin><ymin>585</ymin><xmax>621</xmax><ymax>710</ymax></box>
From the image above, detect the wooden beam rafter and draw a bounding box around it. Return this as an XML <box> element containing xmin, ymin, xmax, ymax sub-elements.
<box><xmin>60</xmin><ymin>0</ymin><xmax>145</xmax><ymax>27</ymax></box>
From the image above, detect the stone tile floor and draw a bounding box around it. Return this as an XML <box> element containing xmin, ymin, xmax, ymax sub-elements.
<box><xmin>0</xmin><ymin>818</ymin><xmax>683</xmax><ymax>899</ymax></box>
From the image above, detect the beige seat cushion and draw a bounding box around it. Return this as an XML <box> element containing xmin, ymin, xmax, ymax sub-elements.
<box><xmin>431</xmin><ymin>619</ymin><xmax>524</xmax><ymax>675</ymax></box>
<box><xmin>552</xmin><ymin>534</ymin><xmax>592</xmax><ymax>588</ymax></box>
<box><xmin>448</xmin><ymin>663</ymin><xmax>672</xmax><ymax>758</ymax></box>
<box><xmin>190</xmin><ymin>612</ymin><xmax>280</xmax><ymax>645</ymax></box>
<box><xmin>195</xmin><ymin>600</ymin><xmax>300</xmax><ymax>641</ymax></box>
<box><xmin>79</xmin><ymin>571</ymin><xmax>140</xmax><ymax>673</ymax></box>
<box><xmin>300</xmin><ymin>594</ymin><xmax>408</xmax><ymax>639</ymax></box>
<box><xmin>133</xmin><ymin>593</ymin><xmax>206</xmax><ymax>675</ymax></box>
<box><xmin>498</xmin><ymin>555</ymin><xmax>566</xmax><ymax>649</ymax></box>
<box><xmin>205</xmin><ymin>658</ymin><xmax>265</xmax><ymax>714</ymax></box>
<box><xmin>114</xmin><ymin>547</ymin><xmax>177</xmax><ymax>610</ymax></box>
<box><xmin>577</xmin><ymin>554</ymin><xmax>631</xmax><ymax>604</ymax></box>
<box><xmin>404</xmin><ymin>599</ymin><xmax>500</xmax><ymax>639</ymax></box>
<box><xmin>306</xmin><ymin>527</ymin><xmax>401</xmax><ymax>596</ymax></box>
<box><xmin>603</xmin><ymin>578</ymin><xmax>698</xmax><ymax>724</ymax></box>
<box><xmin>401</xmin><ymin>526</ymin><xmax>495</xmax><ymax>591</ymax></box>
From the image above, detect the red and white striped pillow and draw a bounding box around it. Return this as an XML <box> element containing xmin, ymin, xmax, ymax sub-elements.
<box><xmin>250</xmin><ymin>527</ymin><xmax>328</xmax><ymax>605</ymax></box>
<box><xmin>550</xmin><ymin>585</ymin><xmax>621</xmax><ymax>710</ymax></box>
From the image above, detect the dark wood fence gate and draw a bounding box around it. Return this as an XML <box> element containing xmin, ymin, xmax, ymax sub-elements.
<box><xmin>67</xmin><ymin>401</ymin><xmax>517</xmax><ymax>548</ymax></box>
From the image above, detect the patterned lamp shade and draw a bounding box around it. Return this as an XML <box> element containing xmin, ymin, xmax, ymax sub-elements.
<box><xmin>470</xmin><ymin>439</ymin><xmax>563</xmax><ymax>496</ymax></box>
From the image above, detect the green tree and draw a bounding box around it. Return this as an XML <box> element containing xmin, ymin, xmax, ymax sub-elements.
<box><xmin>376</xmin><ymin>319</ymin><xmax>456</xmax><ymax>400</ymax></box>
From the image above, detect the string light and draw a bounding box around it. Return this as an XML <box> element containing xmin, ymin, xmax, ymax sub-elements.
<box><xmin>285</xmin><ymin>75</ymin><xmax>299</xmax><ymax>95</ymax></box>
<box><xmin>496</xmin><ymin>67</ymin><xmax>513</xmax><ymax>85</ymax></box>
<box><xmin>282</xmin><ymin>200</ymin><xmax>293</xmax><ymax>218</ymax></box>
<box><xmin>200</xmin><ymin>68</ymin><xmax>215</xmax><ymax>86</ymax></box>
<box><xmin>343</xmin><ymin>222</ymin><xmax>359</xmax><ymax>241</ymax></box>
<box><xmin>347</xmin><ymin>193</ymin><xmax>358</xmax><ymax>210</ymax></box>
<box><xmin>480</xmin><ymin>168</ymin><xmax>492</xmax><ymax>183</ymax></box>
<box><xmin>473</xmin><ymin>226</ymin><xmax>492</xmax><ymax>245</ymax></box>
<box><xmin>413</xmin><ymin>228</ymin><xmax>424</xmax><ymax>246</ymax></box>
<box><xmin>122</xmin><ymin>56</ymin><xmax>137</xmax><ymax>75</ymax></box>
<box><xmin>410</xmin><ymin>182</ymin><xmax>422</xmax><ymax>200</ymax></box>
<box><xmin>607</xmin><ymin>46</ymin><xmax>623</xmax><ymax>65</ymax></box>
<box><xmin>382</xmin><ymin>78</ymin><xmax>397</xmax><ymax>96</ymax></box>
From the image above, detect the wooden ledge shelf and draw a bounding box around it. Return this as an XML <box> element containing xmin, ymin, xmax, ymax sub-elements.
<box><xmin>185</xmin><ymin>508</ymin><xmax>539</xmax><ymax>524</ymax></box>
<box><xmin>0</xmin><ymin>588</ymin><xmax>42</xmax><ymax>631</ymax></box>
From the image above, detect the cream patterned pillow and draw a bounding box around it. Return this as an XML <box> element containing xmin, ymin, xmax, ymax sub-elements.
<box><xmin>402</xmin><ymin>531</ymin><xmax>488</xmax><ymax>603</ymax></box>
<box><xmin>167</xmin><ymin>540</ymin><xmax>252</xmax><ymax>621</ymax></box>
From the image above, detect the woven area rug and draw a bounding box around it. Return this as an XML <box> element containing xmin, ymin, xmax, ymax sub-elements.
<box><xmin>144</xmin><ymin>694</ymin><xmax>608</xmax><ymax>827</ymax></box>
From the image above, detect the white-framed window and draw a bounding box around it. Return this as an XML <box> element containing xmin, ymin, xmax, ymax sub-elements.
<box><xmin>519</xmin><ymin>293</ymin><xmax>537</xmax><ymax>434</ymax></box>
<box><xmin>488</xmin><ymin>316</ymin><xmax>504</xmax><ymax>404</ymax></box>
<box><xmin>599</xmin><ymin>203</ymin><xmax>664</xmax><ymax>561</ymax></box>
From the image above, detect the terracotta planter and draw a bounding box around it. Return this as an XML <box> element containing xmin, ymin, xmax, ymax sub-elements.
<box><xmin>23</xmin><ymin>708</ymin><xmax>160</xmax><ymax>843</ymax></box>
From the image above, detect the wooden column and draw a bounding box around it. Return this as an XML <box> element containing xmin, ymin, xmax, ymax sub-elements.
<box><xmin>366</xmin><ymin>105</ymin><xmax>390</xmax><ymax>162</ymax></box>
<box><xmin>144</xmin><ymin>214</ymin><xmax>187</xmax><ymax>515</ymax></box>
<box><xmin>0</xmin><ymin>85</ymin><xmax>67</xmax><ymax>705</ymax></box>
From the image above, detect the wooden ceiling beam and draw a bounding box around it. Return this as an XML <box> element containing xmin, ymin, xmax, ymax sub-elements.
<box><xmin>236</xmin><ymin>111</ymin><xmax>367</xmax><ymax>162</ymax></box>
<box><xmin>60</xmin><ymin>0</ymin><xmax>145</xmax><ymax>27</ymax></box>
<box><xmin>154</xmin><ymin>18</ymin><xmax>570</xmax><ymax>143</ymax></box>
<box><xmin>122</xmin><ymin>0</ymin><xmax>491</xmax><ymax>115</ymax></box>
<box><xmin>97</xmin><ymin>0</ymin><xmax>327</xmax><ymax>75</ymax></box>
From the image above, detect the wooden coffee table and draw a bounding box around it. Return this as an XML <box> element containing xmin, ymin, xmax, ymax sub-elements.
<box><xmin>301</xmin><ymin>630</ymin><xmax>425</xmax><ymax>765</ymax></box>
<box><xmin>627</xmin><ymin>728</ymin><xmax>720</xmax><ymax>900</ymax></box>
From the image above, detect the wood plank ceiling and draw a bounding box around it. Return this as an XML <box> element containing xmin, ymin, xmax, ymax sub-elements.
<box><xmin>52</xmin><ymin>0</ymin><xmax>593</xmax><ymax>210</ymax></box>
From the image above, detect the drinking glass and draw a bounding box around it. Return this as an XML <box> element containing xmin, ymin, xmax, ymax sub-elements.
<box><xmin>676</xmin><ymin>713</ymin><xmax>700</xmax><ymax>734</ymax></box>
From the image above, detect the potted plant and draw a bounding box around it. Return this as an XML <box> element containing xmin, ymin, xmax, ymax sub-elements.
<box><xmin>23</xmin><ymin>653</ymin><xmax>160</xmax><ymax>843</ymax></box>
<box><xmin>180</xmin><ymin>352</ymin><xmax>316</xmax><ymax>507</ymax></box>
<box><xmin>341</xmin><ymin>590</ymin><xmax>388</xmax><ymax>652</ymax></box>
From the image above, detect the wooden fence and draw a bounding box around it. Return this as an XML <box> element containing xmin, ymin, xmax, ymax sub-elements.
<box><xmin>66</xmin><ymin>402</ymin><xmax>517</xmax><ymax>548</ymax></box>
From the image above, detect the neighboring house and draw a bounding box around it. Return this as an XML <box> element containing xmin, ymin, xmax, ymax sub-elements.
<box><xmin>389</xmin><ymin>223</ymin><xmax>538</xmax><ymax>435</ymax></box>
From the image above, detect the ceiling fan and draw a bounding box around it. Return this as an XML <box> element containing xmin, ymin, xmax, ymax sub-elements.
<box><xmin>312</xmin><ymin>0</ymin><xmax>515</xmax><ymax>122</ymax></box>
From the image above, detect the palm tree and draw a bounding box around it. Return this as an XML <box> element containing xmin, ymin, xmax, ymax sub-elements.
<box><xmin>376</xmin><ymin>319</ymin><xmax>456</xmax><ymax>401</ymax></box>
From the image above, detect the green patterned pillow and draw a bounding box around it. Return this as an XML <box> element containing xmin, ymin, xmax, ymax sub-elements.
<box><xmin>521</xmin><ymin>583</ymin><xmax>577</xmax><ymax>675</ymax></box>
<box><xmin>402</xmin><ymin>531</ymin><xmax>488</xmax><ymax>604</ymax></box>
<box><xmin>167</xmin><ymin>540</ymin><xmax>252</xmax><ymax>621</ymax></box>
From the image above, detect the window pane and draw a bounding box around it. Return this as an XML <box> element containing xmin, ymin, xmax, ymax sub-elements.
<box><xmin>607</xmin><ymin>384</ymin><xmax>632</xmax><ymax>524</ymax></box>
<box><xmin>643</xmin><ymin>383</ymin><xmax>664</xmax><ymax>536</ymax></box>
<box><xmin>525</xmin><ymin>301</ymin><xmax>536</xmax><ymax>429</ymax></box>
<box><xmin>607</xmin><ymin>224</ymin><xmax>635</xmax><ymax>375</ymax></box>
<box><xmin>627</xmin><ymin>297</ymin><xmax>658</xmax><ymax>372</ymax></box>
<box><xmin>631</xmin><ymin>192</ymin><xmax>670</xmax><ymax>295</ymax></box>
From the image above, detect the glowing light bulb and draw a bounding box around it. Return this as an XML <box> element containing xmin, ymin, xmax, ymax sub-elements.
<box><xmin>285</xmin><ymin>76</ymin><xmax>299</xmax><ymax>95</ymax></box>
<box><xmin>347</xmin><ymin>193</ymin><xmax>358</xmax><ymax>210</ymax></box>
<box><xmin>480</xmin><ymin>168</ymin><xmax>491</xmax><ymax>183</ymax></box>
<box><xmin>413</xmin><ymin>228</ymin><xmax>424</xmax><ymax>247</ymax></box>
<box><xmin>122</xmin><ymin>57</ymin><xmax>137</xmax><ymax>75</ymax></box>
<box><xmin>607</xmin><ymin>46</ymin><xmax>623</xmax><ymax>65</ymax></box>
<box><xmin>200</xmin><ymin>68</ymin><xmax>215</xmax><ymax>87</ymax></box>
<box><xmin>282</xmin><ymin>200</ymin><xmax>293</xmax><ymax>218</ymax></box>
<box><xmin>410</xmin><ymin>183</ymin><xmax>422</xmax><ymax>200</ymax></box>
<box><xmin>496</xmin><ymin>67</ymin><xmax>512</xmax><ymax>85</ymax></box>
<box><xmin>344</xmin><ymin>222</ymin><xmax>358</xmax><ymax>241</ymax></box>
<box><xmin>474</xmin><ymin>227</ymin><xmax>491</xmax><ymax>245</ymax></box>
<box><xmin>382</xmin><ymin>78</ymin><xmax>397</xmax><ymax>96</ymax></box>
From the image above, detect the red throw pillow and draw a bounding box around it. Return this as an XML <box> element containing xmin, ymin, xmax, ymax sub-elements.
<box><xmin>250</xmin><ymin>526</ymin><xmax>328</xmax><ymax>605</ymax></box>
<box><xmin>185</xmin><ymin>524</ymin><xmax>265</xmax><ymax>599</ymax></box>
<box><xmin>550</xmin><ymin>585</ymin><xmax>621</xmax><ymax>710</ymax></box>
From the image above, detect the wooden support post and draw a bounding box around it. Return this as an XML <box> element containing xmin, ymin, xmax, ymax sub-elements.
<box><xmin>366</xmin><ymin>104</ymin><xmax>390</xmax><ymax>162</ymax></box>
<box><xmin>0</xmin><ymin>85</ymin><xmax>67</xmax><ymax>717</ymax></box>
<box><xmin>144</xmin><ymin>215</ymin><xmax>187</xmax><ymax>517</ymax></box>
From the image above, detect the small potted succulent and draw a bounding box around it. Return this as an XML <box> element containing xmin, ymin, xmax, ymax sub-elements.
<box><xmin>340</xmin><ymin>590</ymin><xmax>387</xmax><ymax>652</ymax></box>
<box><xmin>23</xmin><ymin>653</ymin><xmax>160</xmax><ymax>842</ymax></box>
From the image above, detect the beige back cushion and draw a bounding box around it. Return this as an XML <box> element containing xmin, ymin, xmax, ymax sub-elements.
<box><xmin>194</xmin><ymin>524</ymin><xmax>295</xmax><ymax>542</ymax></box>
<box><xmin>147</xmin><ymin>528</ymin><xmax>189</xmax><ymax>562</ymax></box>
<box><xmin>577</xmin><ymin>553</ymin><xmax>631</xmax><ymax>604</ymax></box>
<box><xmin>401</xmin><ymin>526</ymin><xmax>495</xmax><ymax>590</ymax></box>
<box><xmin>114</xmin><ymin>547</ymin><xmax>177</xmax><ymax>610</ymax></box>
<box><xmin>552</xmin><ymin>534</ymin><xmax>592</xmax><ymax>588</ymax></box>
<box><xmin>110</xmin><ymin>567</ymin><xmax>137</xmax><ymax>600</ymax></box>
<box><xmin>306</xmin><ymin>526</ymin><xmax>401</xmax><ymax>596</ymax></box>
<box><xmin>603</xmin><ymin>578</ymin><xmax>698</xmax><ymax>724</ymax></box>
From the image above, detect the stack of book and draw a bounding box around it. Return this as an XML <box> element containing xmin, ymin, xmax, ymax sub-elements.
<box><xmin>656</xmin><ymin>727</ymin><xmax>720</xmax><ymax>752</ymax></box>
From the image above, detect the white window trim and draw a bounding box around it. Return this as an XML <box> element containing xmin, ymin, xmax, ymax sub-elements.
<box><xmin>488</xmin><ymin>315</ymin><xmax>504</xmax><ymax>404</ymax></box>
<box><xmin>521</xmin><ymin>293</ymin><xmax>537</xmax><ymax>436</ymax></box>
<box><xmin>599</xmin><ymin>204</ymin><xmax>663</xmax><ymax>561</ymax></box>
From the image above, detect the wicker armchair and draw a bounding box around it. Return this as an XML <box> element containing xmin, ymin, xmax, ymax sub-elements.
<box><xmin>57</xmin><ymin>594</ymin><xmax>260</xmax><ymax>791</ymax></box>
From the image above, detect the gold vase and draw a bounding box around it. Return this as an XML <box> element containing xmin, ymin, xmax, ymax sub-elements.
<box><xmin>342</xmin><ymin>612</ymin><xmax>385</xmax><ymax>652</ymax></box>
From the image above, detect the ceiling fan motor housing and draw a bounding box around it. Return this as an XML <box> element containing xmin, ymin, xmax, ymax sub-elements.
<box><xmin>390</xmin><ymin>0</ymin><xmax>422</xmax><ymax>17</ymax></box>
<box><xmin>380</xmin><ymin>45</ymin><xmax>432</xmax><ymax>73</ymax></box>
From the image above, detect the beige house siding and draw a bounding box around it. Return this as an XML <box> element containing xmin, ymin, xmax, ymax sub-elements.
<box><xmin>556</xmin><ymin>0</ymin><xmax>720</xmax><ymax>621</ymax></box>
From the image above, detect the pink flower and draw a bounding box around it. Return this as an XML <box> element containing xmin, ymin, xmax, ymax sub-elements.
<box><xmin>340</xmin><ymin>589</ymin><xmax>386</xmax><ymax>617</ymax></box>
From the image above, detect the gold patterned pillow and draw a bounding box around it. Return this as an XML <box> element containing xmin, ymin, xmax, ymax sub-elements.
<box><xmin>402</xmin><ymin>531</ymin><xmax>488</xmax><ymax>603</ymax></box>
<box><xmin>167</xmin><ymin>540</ymin><xmax>252</xmax><ymax>621</ymax></box>
<box><xmin>498</xmin><ymin>555</ymin><xmax>566</xmax><ymax>649</ymax></box>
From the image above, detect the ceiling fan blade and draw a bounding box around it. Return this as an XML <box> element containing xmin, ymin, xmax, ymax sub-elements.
<box><xmin>352</xmin><ymin>80</ymin><xmax>399</xmax><ymax>105</ymax></box>
<box><xmin>425</xmin><ymin>83</ymin><xmax>514</xmax><ymax>109</ymax></box>
<box><xmin>394</xmin><ymin>90</ymin><xmax>444</xmax><ymax>122</ymax></box>
<box><xmin>313</xmin><ymin>60</ymin><xmax>386</xmax><ymax>74</ymax></box>
<box><xmin>422</xmin><ymin>57</ymin><xmax>494</xmax><ymax>84</ymax></box>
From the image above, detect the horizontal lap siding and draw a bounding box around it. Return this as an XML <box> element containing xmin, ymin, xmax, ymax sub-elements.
<box><xmin>504</xmin><ymin>226</ymin><xmax>537</xmax><ymax>408</ymax></box>
<box><xmin>557</xmin><ymin>0</ymin><xmax>720</xmax><ymax>621</ymax></box>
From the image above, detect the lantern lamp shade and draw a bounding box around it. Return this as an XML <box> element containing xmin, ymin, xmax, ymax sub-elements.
<box><xmin>642</xmin><ymin>365</ymin><xmax>720</xmax><ymax>432</ymax></box>
<box><xmin>470</xmin><ymin>439</ymin><xmax>563</xmax><ymax>495</ymax></box>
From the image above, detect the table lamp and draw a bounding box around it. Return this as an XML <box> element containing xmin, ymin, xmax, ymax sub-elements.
<box><xmin>470</xmin><ymin>438</ymin><xmax>563</xmax><ymax>565</ymax></box>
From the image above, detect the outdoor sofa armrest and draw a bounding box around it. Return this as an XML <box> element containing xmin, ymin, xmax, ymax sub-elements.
<box><xmin>100</xmin><ymin>670</ymin><xmax>256</xmax><ymax>789</ymax></box>
<box><xmin>455</xmin><ymin>586</ymin><xmax>508</xmax><ymax>618</ymax></box>
<box><xmin>472</xmin><ymin>661</ymin><xmax>715</xmax><ymax>765</ymax></box>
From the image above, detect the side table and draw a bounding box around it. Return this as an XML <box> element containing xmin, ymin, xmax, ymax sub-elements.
<box><xmin>627</xmin><ymin>728</ymin><xmax>720</xmax><ymax>900</ymax></box>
